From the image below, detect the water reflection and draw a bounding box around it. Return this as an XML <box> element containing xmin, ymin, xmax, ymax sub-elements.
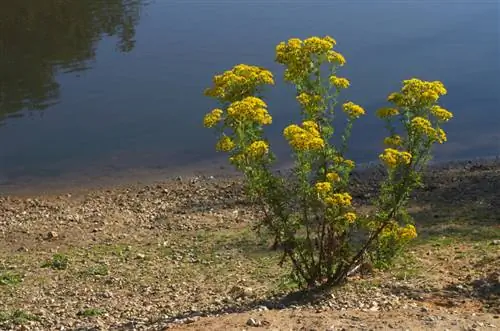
<box><xmin>0</xmin><ymin>0</ymin><xmax>145</xmax><ymax>122</ymax></box>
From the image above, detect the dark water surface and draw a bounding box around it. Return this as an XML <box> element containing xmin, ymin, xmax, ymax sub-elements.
<box><xmin>1</xmin><ymin>0</ymin><xmax>499</xmax><ymax>189</ymax></box>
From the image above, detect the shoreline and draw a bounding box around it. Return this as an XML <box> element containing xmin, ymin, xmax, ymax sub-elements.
<box><xmin>1</xmin><ymin>154</ymin><xmax>499</xmax><ymax>198</ymax></box>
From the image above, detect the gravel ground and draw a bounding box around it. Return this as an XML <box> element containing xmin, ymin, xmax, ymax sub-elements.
<box><xmin>0</xmin><ymin>158</ymin><xmax>498</xmax><ymax>330</ymax></box>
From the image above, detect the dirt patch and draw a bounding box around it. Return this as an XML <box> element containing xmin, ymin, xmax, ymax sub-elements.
<box><xmin>0</xmin><ymin>160</ymin><xmax>499</xmax><ymax>330</ymax></box>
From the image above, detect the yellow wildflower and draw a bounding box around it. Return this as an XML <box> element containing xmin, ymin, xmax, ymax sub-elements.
<box><xmin>344</xmin><ymin>159</ymin><xmax>355</xmax><ymax>168</ymax></box>
<box><xmin>216</xmin><ymin>136</ymin><xmax>235</xmax><ymax>152</ymax></box>
<box><xmin>436</xmin><ymin>128</ymin><xmax>447</xmax><ymax>144</ymax></box>
<box><xmin>430</xmin><ymin>105</ymin><xmax>453</xmax><ymax>122</ymax></box>
<box><xmin>398</xmin><ymin>224</ymin><xmax>417</xmax><ymax>240</ymax></box>
<box><xmin>388</xmin><ymin>79</ymin><xmax>447</xmax><ymax>107</ymax></box>
<box><xmin>326</xmin><ymin>50</ymin><xmax>346</xmax><ymax>66</ymax></box>
<box><xmin>379</xmin><ymin>148</ymin><xmax>412</xmax><ymax>168</ymax></box>
<box><xmin>203</xmin><ymin>108</ymin><xmax>223</xmax><ymax>128</ymax></box>
<box><xmin>342</xmin><ymin>101</ymin><xmax>365</xmax><ymax>119</ymax></box>
<box><xmin>383</xmin><ymin>135</ymin><xmax>403</xmax><ymax>147</ymax></box>
<box><xmin>227</xmin><ymin>96</ymin><xmax>272</xmax><ymax>125</ymax></box>
<box><xmin>344</xmin><ymin>212</ymin><xmax>357</xmax><ymax>223</ymax></box>
<box><xmin>325</xmin><ymin>193</ymin><xmax>352</xmax><ymax>207</ymax></box>
<box><xmin>315</xmin><ymin>182</ymin><xmax>332</xmax><ymax>195</ymax></box>
<box><xmin>330</xmin><ymin>76</ymin><xmax>350</xmax><ymax>89</ymax></box>
<box><xmin>326</xmin><ymin>172</ymin><xmax>341</xmax><ymax>183</ymax></box>
<box><xmin>283</xmin><ymin>122</ymin><xmax>325</xmax><ymax>151</ymax></box>
<box><xmin>296</xmin><ymin>93</ymin><xmax>322</xmax><ymax>113</ymax></box>
<box><xmin>246</xmin><ymin>140</ymin><xmax>269</xmax><ymax>158</ymax></box>
<box><xmin>303</xmin><ymin>36</ymin><xmax>334</xmax><ymax>54</ymax></box>
<box><xmin>376</xmin><ymin>107</ymin><xmax>400</xmax><ymax>118</ymax></box>
<box><xmin>205</xmin><ymin>64</ymin><xmax>274</xmax><ymax>102</ymax></box>
<box><xmin>411</xmin><ymin>117</ymin><xmax>436</xmax><ymax>136</ymax></box>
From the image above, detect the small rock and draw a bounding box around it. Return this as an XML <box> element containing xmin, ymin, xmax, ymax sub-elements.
<box><xmin>17</xmin><ymin>246</ymin><xmax>29</xmax><ymax>252</ymax></box>
<box><xmin>136</xmin><ymin>253</ymin><xmax>146</xmax><ymax>259</ymax></box>
<box><xmin>246</xmin><ymin>318</ymin><xmax>262</xmax><ymax>327</ymax></box>
<box><xmin>491</xmin><ymin>239</ymin><xmax>500</xmax><ymax>245</ymax></box>
<box><xmin>46</xmin><ymin>231</ymin><xmax>58</xmax><ymax>240</ymax></box>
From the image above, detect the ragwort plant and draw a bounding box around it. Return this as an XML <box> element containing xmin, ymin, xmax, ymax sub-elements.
<box><xmin>203</xmin><ymin>36</ymin><xmax>452</xmax><ymax>288</ymax></box>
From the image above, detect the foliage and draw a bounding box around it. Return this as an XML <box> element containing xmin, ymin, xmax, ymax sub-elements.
<box><xmin>203</xmin><ymin>35</ymin><xmax>452</xmax><ymax>288</ymax></box>
<box><xmin>42</xmin><ymin>253</ymin><xmax>69</xmax><ymax>270</ymax></box>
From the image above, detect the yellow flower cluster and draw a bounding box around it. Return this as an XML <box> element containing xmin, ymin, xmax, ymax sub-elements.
<box><xmin>276</xmin><ymin>36</ymin><xmax>343</xmax><ymax>82</ymax></box>
<box><xmin>246</xmin><ymin>140</ymin><xmax>269</xmax><ymax>158</ymax></box>
<box><xmin>343</xmin><ymin>212</ymin><xmax>357</xmax><ymax>223</ymax></box>
<box><xmin>203</xmin><ymin>108</ymin><xmax>223</xmax><ymax>128</ymax></box>
<box><xmin>411</xmin><ymin>117</ymin><xmax>435</xmax><ymax>136</ymax></box>
<box><xmin>333</xmin><ymin>156</ymin><xmax>355</xmax><ymax>168</ymax></box>
<box><xmin>376</xmin><ymin>107</ymin><xmax>399</xmax><ymax>119</ymax></box>
<box><xmin>283</xmin><ymin>121</ymin><xmax>325</xmax><ymax>151</ymax></box>
<box><xmin>383</xmin><ymin>135</ymin><xmax>403</xmax><ymax>147</ymax></box>
<box><xmin>342</xmin><ymin>101</ymin><xmax>365</xmax><ymax>119</ymax></box>
<box><xmin>430</xmin><ymin>105</ymin><xmax>453</xmax><ymax>122</ymax></box>
<box><xmin>296</xmin><ymin>92</ymin><xmax>322</xmax><ymax>113</ymax></box>
<box><xmin>216</xmin><ymin>136</ymin><xmax>235</xmax><ymax>152</ymax></box>
<box><xmin>379</xmin><ymin>148</ymin><xmax>412</xmax><ymax>168</ymax></box>
<box><xmin>326</xmin><ymin>172</ymin><xmax>341</xmax><ymax>182</ymax></box>
<box><xmin>205</xmin><ymin>64</ymin><xmax>274</xmax><ymax>102</ymax></box>
<box><xmin>398</xmin><ymin>224</ymin><xmax>417</xmax><ymax>240</ymax></box>
<box><xmin>227</xmin><ymin>96</ymin><xmax>272</xmax><ymax>125</ymax></box>
<box><xmin>388</xmin><ymin>79</ymin><xmax>447</xmax><ymax>107</ymax></box>
<box><xmin>329</xmin><ymin>76</ymin><xmax>350</xmax><ymax>89</ymax></box>
<box><xmin>326</xmin><ymin>51</ymin><xmax>346</xmax><ymax>66</ymax></box>
<box><xmin>324</xmin><ymin>193</ymin><xmax>352</xmax><ymax>207</ymax></box>
<box><xmin>436</xmin><ymin>128</ymin><xmax>447</xmax><ymax>144</ymax></box>
<box><xmin>315</xmin><ymin>181</ymin><xmax>332</xmax><ymax>195</ymax></box>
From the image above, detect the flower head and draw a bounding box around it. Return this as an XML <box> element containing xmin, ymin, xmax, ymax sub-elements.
<box><xmin>246</xmin><ymin>140</ymin><xmax>269</xmax><ymax>158</ymax></box>
<box><xmin>326</xmin><ymin>172</ymin><xmax>341</xmax><ymax>183</ymax></box>
<box><xmin>343</xmin><ymin>212</ymin><xmax>357</xmax><ymax>223</ymax></box>
<box><xmin>379</xmin><ymin>148</ymin><xmax>412</xmax><ymax>168</ymax></box>
<box><xmin>330</xmin><ymin>76</ymin><xmax>350</xmax><ymax>89</ymax></box>
<box><xmin>216</xmin><ymin>136</ymin><xmax>235</xmax><ymax>152</ymax></box>
<box><xmin>227</xmin><ymin>96</ymin><xmax>272</xmax><ymax>125</ymax></box>
<box><xmin>376</xmin><ymin>107</ymin><xmax>399</xmax><ymax>119</ymax></box>
<box><xmin>324</xmin><ymin>193</ymin><xmax>352</xmax><ymax>207</ymax></box>
<box><xmin>342</xmin><ymin>101</ymin><xmax>365</xmax><ymax>119</ymax></box>
<box><xmin>203</xmin><ymin>108</ymin><xmax>223</xmax><ymax>128</ymax></box>
<box><xmin>283</xmin><ymin>121</ymin><xmax>325</xmax><ymax>151</ymax></box>
<box><xmin>315</xmin><ymin>182</ymin><xmax>332</xmax><ymax>195</ymax></box>
<box><xmin>383</xmin><ymin>135</ymin><xmax>403</xmax><ymax>147</ymax></box>
<box><xmin>430</xmin><ymin>105</ymin><xmax>453</xmax><ymax>122</ymax></box>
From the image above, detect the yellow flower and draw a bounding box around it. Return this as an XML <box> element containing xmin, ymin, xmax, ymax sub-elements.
<box><xmin>246</xmin><ymin>140</ymin><xmax>269</xmax><ymax>158</ymax></box>
<box><xmin>388</xmin><ymin>79</ymin><xmax>447</xmax><ymax>108</ymax></box>
<box><xmin>398</xmin><ymin>224</ymin><xmax>417</xmax><ymax>240</ymax></box>
<box><xmin>326</xmin><ymin>172</ymin><xmax>341</xmax><ymax>183</ymax></box>
<box><xmin>330</xmin><ymin>76</ymin><xmax>350</xmax><ymax>89</ymax></box>
<box><xmin>376</xmin><ymin>107</ymin><xmax>400</xmax><ymax>118</ymax></box>
<box><xmin>205</xmin><ymin>64</ymin><xmax>274</xmax><ymax>102</ymax></box>
<box><xmin>303</xmin><ymin>36</ymin><xmax>334</xmax><ymax>54</ymax></box>
<box><xmin>229</xmin><ymin>152</ymin><xmax>246</xmax><ymax>164</ymax></box>
<box><xmin>227</xmin><ymin>96</ymin><xmax>272</xmax><ymax>125</ymax></box>
<box><xmin>315</xmin><ymin>182</ymin><xmax>332</xmax><ymax>195</ymax></box>
<box><xmin>344</xmin><ymin>159</ymin><xmax>355</xmax><ymax>168</ymax></box>
<box><xmin>383</xmin><ymin>135</ymin><xmax>403</xmax><ymax>147</ymax></box>
<box><xmin>325</xmin><ymin>193</ymin><xmax>352</xmax><ymax>207</ymax></box>
<box><xmin>203</xmin><ymin>108</ymin><xmax>223</xmax><ymax>128</ymax></box>
<box><xmin>283</xmin><ymin>122</ymin><xmax>325</xmax><ymax>151</ymax></box>
<box><xmin>216</xmin><ymin>136</ymin><xmax>235</xmax><ymax>152</ymax></box>
<box><xmin>326</xmin><ymin>50</ymin><xmax>346</xmax><ymax>66</ymax></box>
<box><xmin>344</xmin><ymin>212</ymin><xmax>357</xmax><ymax>223</ymax></box>
<box><xmin>379</xmin><ymin>148</ymin><xmax>412</xmax><ymax>168</ymax></box>
<box><xmin>411</xmin><ymin>117</ymin><xmax>436</xmax><ymax>136</ymax></box>
<box><xmin>296</xmin><ymin>93</ymin><xmax>322</xmax><ymax>113</ymax></box>
<box><xmin>430</xmin><ymin>105</ymin><xmax>453</xmax><ymax>122</ymax></box>
<box><xmin>342</xmin><ymin>101</ymin><xmax>365</xmax><ymax>119</ymax></box>
<box><xmin>436</xmin><ymin>128</ymin><xmax>447</xmax><ymax>144</ymax></box>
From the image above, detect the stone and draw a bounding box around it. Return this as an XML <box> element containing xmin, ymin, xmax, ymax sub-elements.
<box><xmin>47</xmin><ymin>231</ymin><xmax>58</xmax><ymax>240</ymax></box>
<box><xmin>246</xmin><ymin>318</ymin><xmax>262</xmax><ymax>327</ymax></box>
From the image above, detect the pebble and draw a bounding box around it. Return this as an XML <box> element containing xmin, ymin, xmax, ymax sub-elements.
<box><xmin>246</xmin><ymin>318</ymin><xmax>262</xmax><ymax>327</ymax></box>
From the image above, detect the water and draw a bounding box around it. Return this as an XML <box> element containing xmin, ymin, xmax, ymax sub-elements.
<box><xmin>1</xmin><ymin>0</ymin><xmax>499</xmax><ymax>189</ymax></box>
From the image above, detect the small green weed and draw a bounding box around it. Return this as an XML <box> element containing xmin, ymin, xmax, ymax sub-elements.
<box><xmin>77</xmin><ymin>308</ymin><xmax>105</xmax><ymax>317</ymax></box>
<box><xmin>0</xmin><ymin>271</ymin><xmax>22</xmax><ymax>285</ymax></box>
<box><xmin>82</xmin><ymin>264</ymin><xmax>109</xmax><ymax>277</ymax></box>
<box><xmin>42</xmin><ymin>254</ymin><xmax>69</xmax><ymax>270</ymax></box>
<box><xmin>0</xmin><ymin>309</ymin><xmax>40</xmax><ymax>325</ymax></box>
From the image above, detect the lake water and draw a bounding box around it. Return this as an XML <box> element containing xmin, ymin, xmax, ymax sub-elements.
<box><xmin>1</xmin><ymin>0</ymin><xmax>499</xmax><ymax>189</ymax></box>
